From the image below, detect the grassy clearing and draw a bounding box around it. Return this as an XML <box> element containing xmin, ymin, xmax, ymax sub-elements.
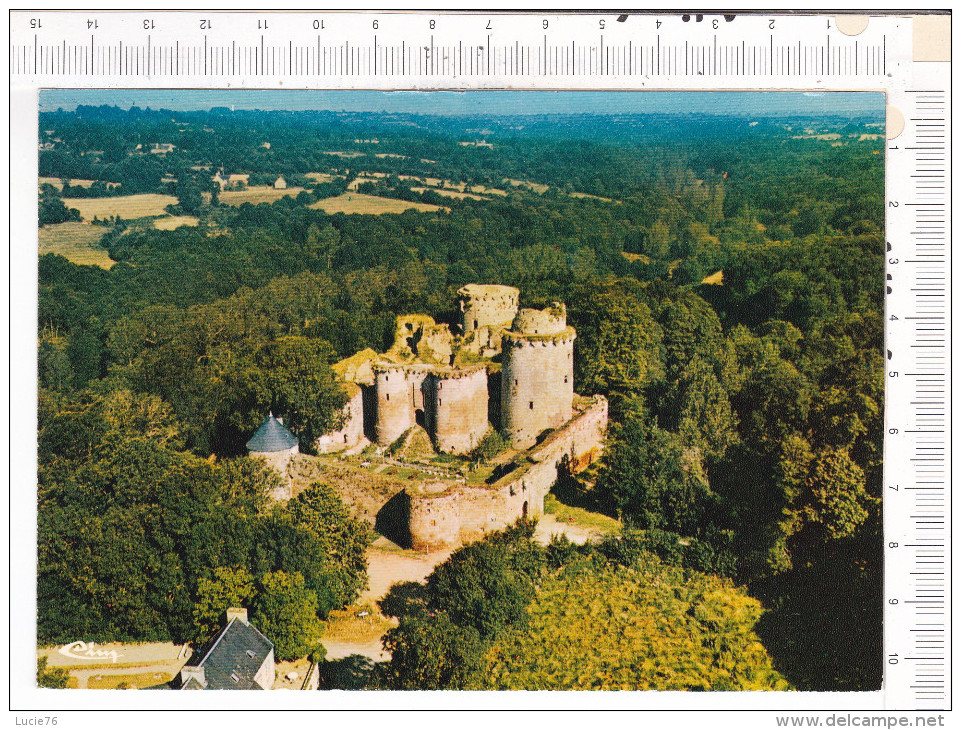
<box><xmin>570</xmin><ymin>192</ymin><xmax>615</xmax><ymax>202</ymax></box>
<box><xmin>153</xmin><ymin>215</ymin><xmax>200</xmax><ymax>230</ymax></box>
<box><xmin>323</xmin><ymin>150</ymin><xmax>365</xmax><ymax>158</ymax></box>
<box><xmin>504</xmin><ymin>178</ymin><xmax>550</xmax><ymax>194</ymax></box>
<box><xmin>62</xmin><ymin>194</ymin><xmax>177</xmax><ymax>221</ymax></box>
<box><xmin>39</xmin><ymin>177</ymin><xmax>97</xmax><ymax>190</ymax></box>
<box><xmin>544</xmin><ymin>494</ymin><xmax>621</xmax><ymax>534</ymax></box>
<box><xmin>701</xmin><ymin>270</ymin><xmax>724</xmax><ymax>285</ymax></box>
<box><xmin>620</xmin><ymin>252</ymin><xmax>650</xmax><ymax>264</ymax></box>
<box><xmin>38</xmin><ymin>222</ymin><xmax>115</xmax><ymax>268</ymax></box>
<box><xmin>399</xmin><ymin>176</ymin><xmax>507</xmax><ymax>196</ymax></box>
<box><xmin>347</xmin><ymin>174</ymin><xmax>387</xmax><ymax>190</ymax></box>
<box><xmin>410</xmin><ymin>186</ymin><xmax>487</xmax><ymax>200</ymax></box>
<box><xmin>322</xmin><ymin>604</ymin><xmax>395</xmax><ymax>644</ymax></box>
<box><xmin>218</xmin><ymin>186</ymin><xmax>305</xmax><ymax>206</ymax></box>
<box><xmin>306</xmin><ymin>172</ymin><xmax>337</xmax><ymax>183</ymax></box>
<box><xmin>86</xmin><ymin>671</ymin><xmax>173</xmax><ymax>690</ymax></box>
<box><xmin>310</xmin><ymin>193</ymin><xmax>446</xmax><ymax>215</ymax></box>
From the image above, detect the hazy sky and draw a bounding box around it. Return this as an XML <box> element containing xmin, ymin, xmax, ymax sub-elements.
<box><xmin>40</xmin><ymin>89</ymin><xmax>884</xmax><ymax>118</ymax></box>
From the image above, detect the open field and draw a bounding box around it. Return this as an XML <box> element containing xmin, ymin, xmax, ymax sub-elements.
<box><xmin>701</xmin><ymin>270</ymin><xmax>724</xmax><ymax>285</ymax></box>
<box><xmin>310</xmin><ymin>192</ymin><xmax>446</xmax><ymax>215</ymax></box>
<box><xmin>323</xmin><ymin>150</ymin><xmax>365</xmax><ymax>158</ymax></box>
<box><xmin>153</xmin><ymin>215</ymin><xmax>200</xmax><ymax>230</ymax></box>
<box><xmin>306</xmin><ymin>172</ymin><xmax>338</xmax><ymax>183</ymax></box>
<box><xmin>621</xmin><ymin>252</ymin><xmax>650</xmax><ymax>264</ymax></box>
<box><xmin>39</xmin><ymin>177</ymin><xmax>98</xmax><ymax>190</ymax></box>
<box><xmin>399</xmin><ymin>175</ymin><xmax>508</xmax><ymax>196</ymax></box>
<box><xmin>504</xmin><ymin>178</ymin><xmax>550</xmax><ymax>194</ymax></box>
<box><xmin>218</xmin><ymin>186</ymin><xmax>305</xmax><ymax>206</ymax></box>
<box><xmin>347</xmin><ymin>173</ymin><xmax>387</xmax><ymax>190</ymax></box>
<box><xmin>410</xmin><ymin>186</ymin><xmax>487</xmax><ymax>200</ymax></box>
<box><xmin>62</xmin><ymin>194</ymin><xmax>177</xmax><ymax>221</ymax></box>
<box><xmin>38</xmin><ymin>222</ymin><xmax>115</xmax><ymax>268</ymax></box>
<box><xmin>570</xmin><ymin>192</ymin><xmax>615</xmax><ymax>202</ymax></box>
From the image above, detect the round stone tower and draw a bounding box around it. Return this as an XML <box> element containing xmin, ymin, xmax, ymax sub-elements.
<box><xmin>426</xmin><ymin>366</ymin><xmax>489</xmax><ymax>454</ymax></box>
<box><xmin>458</xmin><ymin>284</ymin><xmax>520</xmax><ymax>335</ymax></box>
<box><xmin>501</xmin><ymin>303</ymin><xmax>575</xmax><ymax>449</ymax></box>
<box><xmin>374</xmin><ymin>364</ymin><xmax>415</xmax><ymax>446</ymax></box>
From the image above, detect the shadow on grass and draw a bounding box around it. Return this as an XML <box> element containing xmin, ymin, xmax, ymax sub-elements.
<box><xmin>750</xmin><ymin>535</ymin><xmax>882</xmax><ymax>692</ymax></box>
<box><xmin>318</xmin><ymin>654</ymin><xmax>379</xmax><ymax>690</ymax></box>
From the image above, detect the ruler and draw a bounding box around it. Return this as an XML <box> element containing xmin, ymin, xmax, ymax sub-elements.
<box><xmin>885</xmin><ymin>76</ymin><xmax>952</xmax><ymax>710</ymax></box>
<box><xmin>11</xmin><ymin>11</ymin><xmax>901</xmax><ymax>87</ymax></box>
<box><xmin>9</xmin><ymin>9</ymin><xmax>951</xmax><ymax>712</ymax></box>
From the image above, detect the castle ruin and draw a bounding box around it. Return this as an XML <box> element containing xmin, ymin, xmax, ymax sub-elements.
<box><xmin>252</xmin><ymin>284</ymin><xmax>608</xmax><ymax>550</ymax></box>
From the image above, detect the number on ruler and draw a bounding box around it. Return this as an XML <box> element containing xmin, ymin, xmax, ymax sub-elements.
<box><xmin>143</xmin><ymin>19</ymin><xmax>155</xmax><ymax>30</ymax></box>
<box><xmin>259</xmin><ymin>19</ymin><xmax>268</xmax><ymax>30</ymax></box>
<box><xmin>200</xmin><ymin>19</ymin><xmax>211</xmax><ymax>30</ymax></box>
<box><xmin>313</xmin><ymin>19</ymin><xmax>325</xmax><ymax>30</ymax></box>
<box><xmin>29</xmin><ymin>18</ymin><xmax>41</xmax><ymax>29</ymax></box>
<box><xmin>87</xmin><ymin>19</ymin><xmax>98</xmax><ymax>30</ymax></box>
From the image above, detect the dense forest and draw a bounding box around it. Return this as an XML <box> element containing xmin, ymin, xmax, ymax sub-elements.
<box><xmin>37</xmin><ymin>102</ymin><xmax>883</xmax><ymax>690</ymax></box>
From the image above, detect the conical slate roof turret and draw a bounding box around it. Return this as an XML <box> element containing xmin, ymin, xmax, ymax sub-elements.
<box><xmin>246</xmin><ymin>413</ymin><xmax>299</xmax><ymax>453</ymax></box>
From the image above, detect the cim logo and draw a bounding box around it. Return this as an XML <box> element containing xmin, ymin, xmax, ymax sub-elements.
<box><xmin>57</xmin><ymin>641</ymin><xmax>123</xmax><ymax>664</ymax></box>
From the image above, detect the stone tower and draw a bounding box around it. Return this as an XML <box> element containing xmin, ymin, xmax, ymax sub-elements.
<box><xmin>458</xmin><ymin>284</ymin><xmax>519</xmax><ymax>335</ymax></box>
<box><xmin>425</xmin><ymin>366</ymin><xmax>489</xmax><ymax>454</ymax></box>
<box><xmin>373</xmin><ymin>363</ymin><xmax>424</xmax><ymax>446</ymax></box>
<box><xmin>500</xmin><ymin>303</ymin><xmax>575</xmax><ymax>449</ymax></box>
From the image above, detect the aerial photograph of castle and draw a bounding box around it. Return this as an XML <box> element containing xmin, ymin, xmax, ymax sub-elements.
<box><xmin>32</xmin><ymin>89</ymin><xmax>885</xmax><ymax>697</ymax></box>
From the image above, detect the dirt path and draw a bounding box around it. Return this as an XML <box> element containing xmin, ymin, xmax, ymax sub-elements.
<box><xmin>361</xmin><ymin>540</ymin><xmax>455</xmax><ymax>603</ymax></box>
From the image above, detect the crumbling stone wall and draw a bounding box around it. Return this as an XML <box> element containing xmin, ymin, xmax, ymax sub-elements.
<box><xmin>316</xmin><ymin>384</ymin><xmax>366</xmax><ymax>454</ymax></box>
<box><xmin>407</xmin><ymin>396</ymin><xmax>608</xmax><ymax>550</ymax></box>
<box><xmin>458</xmin><ymin>284</ymin><xmax>519</xmax><ymax>335</ymax></box>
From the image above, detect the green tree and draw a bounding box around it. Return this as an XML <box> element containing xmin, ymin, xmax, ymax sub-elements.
<box><xmin>803</xmin><ymin>448</ymin><xmax>873</xmax><ymax>540</ymax></box>
<box><xmin>570</xmin><ymin>279</ymin><xmax>663</xmax><ymax>412</ymax></box>
<box><xmin>37</xmin><ymin>657</ymin><xmax>69</xmax><ymax>689</ymax></box>
<box><xmin>595</xmin><ymin>403</ymin><xmax>717</xmax><ymax>534</ymax></box>
<box><xmin>252</xmin><ymin>571</ymin><xmax>324</xmax><ymax>661</ymax></box>
<box><xmin>280</xmin><ymin>482</ymin><xmax>371</xmax><ymax>614</ymax></box>
<box><xmin>191</xmin><ymin>566</ymin><xmax>255</xmax><ymax>643</ymax></box>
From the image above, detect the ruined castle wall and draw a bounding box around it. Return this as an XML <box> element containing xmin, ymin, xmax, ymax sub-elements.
<box><xmin>316</xmin><ymin>387</ymin><xmax>366</xmax><ymax>454</ymax></box>
<box><xmin>512</xmin><ymin>304</ymin><xmax>567</xmax><ymax>336</ymax></box>
<box><xmin>501</xmin><ymin>328</ymin><xmax>576</xmax><ymax>449</ymax></box>
<box><xmin>408</xmin><ymin>397</ymin><xmax>608</xmax><ymax>550</ymax></box>
<box><xmin>426</xmin><ymin>367</ymin><xmax>490</xmax><ymax>454</ymax></box>
<box><xmin>458</xmin><ymin>284</ymin><xmax>519</xmax><ymax>334</ymax></box>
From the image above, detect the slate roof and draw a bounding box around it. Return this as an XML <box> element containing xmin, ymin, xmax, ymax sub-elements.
<box><xmin>181</xmin><ymin>618</ymin><xmax>274</xmax><ymax>690</ymax></box>
<box><xmin>246</xmin><ymin>413</ymin><xmax>299</xmax><ymax>453</ymax></box>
